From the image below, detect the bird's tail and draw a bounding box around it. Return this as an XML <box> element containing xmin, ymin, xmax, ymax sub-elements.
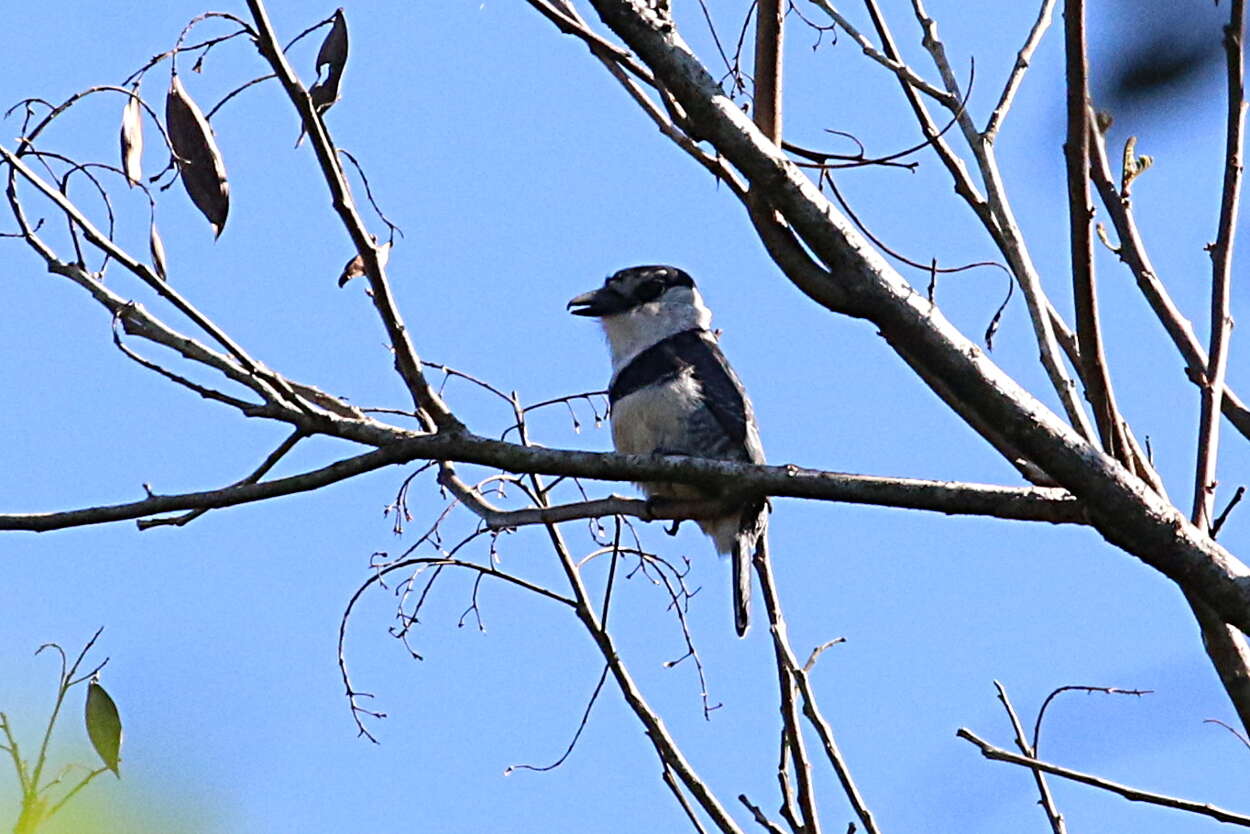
<box><xmin>732</xmin><ymin>497</ymin><xmax>769</xmax><ymax>638</ymax></box>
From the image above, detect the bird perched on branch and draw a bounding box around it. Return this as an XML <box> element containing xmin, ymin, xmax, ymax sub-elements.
<box><xmin>568</xmin><ymin>265</ymin><xmax>768</xmax><ymax>637</ymax></box>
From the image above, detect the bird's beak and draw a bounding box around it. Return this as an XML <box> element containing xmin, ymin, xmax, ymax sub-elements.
<box><xmin>567</xmin><ymin>287</ymin><xmax>623</xmax><ymax>317</ymax></box>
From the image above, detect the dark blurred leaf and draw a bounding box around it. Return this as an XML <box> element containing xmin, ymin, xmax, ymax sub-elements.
<box><xmin>119</xmin><ymin>89</ymin><xmax>143</xmax><ymax>188</ymax></box>
<box><xmin>150</xmin><ymin>219</ymin><xmax>167</xmax><ymax>281</ymax></box>
<box><xmin>165</xmin><ymin>74</ymin><xmax>229</xmax><ymax>237</ymax></box>
<box><xmin>1113</xmin><ymin>38</ymin><xmax>1216</xmax><ymax>98</ymax></box>
<box><xmin>85</xmin><ymin>680</ymin><xmax>122</xmax><ymax>777</ymax></box>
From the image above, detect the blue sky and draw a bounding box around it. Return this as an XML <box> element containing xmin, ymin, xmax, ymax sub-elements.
<box><xmin>3</xmin><ymin>1</ymin><xmax>1249</xmax><ymax>832</ymax></box>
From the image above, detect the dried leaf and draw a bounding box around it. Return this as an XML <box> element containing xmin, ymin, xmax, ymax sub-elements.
<box><xmin>296</xmin><ymin>10</ymin><xmax>349</xmax><ymax>147</ymax></box>
<box><xmin>85</xmin><ymin>680</ymin><xmax>123</xmax><ymax>778</ymax></box>
<box><xmin>308</xmin><ymin>75</ymin><xmax>341</xmax><ymax>114</ymax></box>
<box><xmin>149</xmin><ymin>219</ymin><xmax>168</xmax><ymax>281</ymax></box>
<box><xmin>317</xmin><ymin>9</ymin><xmax>349</xmax><ymax>76</ymax></box>
<box><xmin>311</xmin><ymin>9</ymin><xmax>348</xmax><ymax>115</ymax></box>
<box><xmin>338</xmin><ymin>239</ymin><xmax>389</xmax><ymax>287</ymax></box>
<box><xmin>119</xmin><ymin>90</ymin><xmax>144</xmax><ymax>188</ymax></box>
<box><xmin>165</xmin><ymin>74</ymin><xmax>230</xmax><ymax>237</ymax></box>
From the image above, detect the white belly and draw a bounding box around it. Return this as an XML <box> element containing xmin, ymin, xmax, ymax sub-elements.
<box><xmin>610</xmin><ymin>376</ymin><xmax>707</xmax><ymax>502</ymax></box>
<box><xmin>611</xmin><ymin>376</ymin><xmax>703</xmax><ymax>456</ymax></box>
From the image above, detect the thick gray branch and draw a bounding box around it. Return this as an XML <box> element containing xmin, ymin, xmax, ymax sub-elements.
<box><xmin>578</xmin><ymin>0</ymin><xmax>1250</xmax><ymax>635</ymax></box>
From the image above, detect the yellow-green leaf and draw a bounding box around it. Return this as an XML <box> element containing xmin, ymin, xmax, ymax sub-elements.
<box><xmin>85</xmin><ymin>680</ymin><xmax>123</xmax><ymax>777</ymax></box>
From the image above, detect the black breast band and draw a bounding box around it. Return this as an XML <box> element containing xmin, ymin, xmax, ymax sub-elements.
<box><xmin>609</xmin><ymin>329</ymin><xmax>705</xmax><ymax>405</ymax></box>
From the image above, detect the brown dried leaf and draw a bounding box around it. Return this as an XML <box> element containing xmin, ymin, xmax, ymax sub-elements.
<box><xmin>311</xmin><ymin>9</ymin><xmax>348</xmax><ymax>115</ymax></box>
<box><xmin>308</xmin><ymin>75</ymin><xmax>341</xmax><ymax>114</ymax></box>
<box><xmin>338</xmin><ymin>239</ymin><xmax>389</xmax><ymax>287</ymax></box>
<box><xmin>119</xmin><ymin>90</ymin><xmax>144</xmax><ymax>188</ymax></box>
<box><xmin>317</xmin><ymin>9</ymin><xmax>349</xmax><ymax>76</ymax></box>
<box><xmin>149</xmin><ymin>219</ymin><xmax>168</xmax><ymax>281</ymax></box>
<box><xmin>165</xmin><ymin>74</ymin><xmax>229</xmax><ymax>238</ymax></box>
<box><xmin>296</xmin><ymin>10</ymin><xmax>349</xmax><ymax>147</ymax></box>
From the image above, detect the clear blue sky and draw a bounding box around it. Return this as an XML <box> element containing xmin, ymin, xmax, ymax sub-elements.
<box><xmin>3</xmin><ymin>1</ymin><xmax>1249</xmax><ymax>831</ymax></box>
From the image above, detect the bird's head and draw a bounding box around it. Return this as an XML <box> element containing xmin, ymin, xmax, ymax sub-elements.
<box><xmin>568</xmin><ymin>265</ymin><xmax>713</xmax><ymax>370</ymax></box>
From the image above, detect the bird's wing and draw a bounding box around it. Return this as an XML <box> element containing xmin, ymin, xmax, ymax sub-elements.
<box><xmin>682</xmin><ymin>331</ymin><xmax>763</xmax><ymax>463</ymax></box>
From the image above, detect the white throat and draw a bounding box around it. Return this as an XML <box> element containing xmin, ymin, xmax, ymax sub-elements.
<box><xmin>600</xmin><ymin>287</ymin><xmax>712</xmax><ymax>374</ymax></box>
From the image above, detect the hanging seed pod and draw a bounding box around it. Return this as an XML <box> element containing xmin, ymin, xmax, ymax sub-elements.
<box><xmin>149</xmin><ymin>219</ymin><xmax>168</xmax><ymax>281</ymax></box>
<box><xmin>119</xmin><ymin>89</ymin><xmax>144</xmax><ymax>188</ymax></box>
<box><xmin>85</xmin><ymin>679</ymin><xmax>123</xmax><ymax>778</ymax></box>
<box><xmin>165</xmin><ymin>74</ymin><xmax>229</xmax><ymax>237</ymax></box>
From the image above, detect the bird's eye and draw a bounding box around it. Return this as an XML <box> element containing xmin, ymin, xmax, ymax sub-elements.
<box><xmin>635</xmin><ymin>279</ymin><xmax>665</xmax><ymax>302</ymax></box>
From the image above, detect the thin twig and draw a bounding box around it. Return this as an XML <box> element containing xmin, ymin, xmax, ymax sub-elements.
<box><xmin>1213</xmin><ymin>486</ymin><xmax>1246</xmax><ymax>538</ymax></box>
<box><xmin>1063</xmin><ymin>0</ymin><xmax>1128</xmax><ymax>462</ymax></box>
<box><xmin>137</xmin><ymin>428</ymin><xmax>307</xmax><ymax>529</ymax></box>
<box><xmin>1031</xmin><ymin>685</ymin><xmax>1153</xmax><ymax>754</ymax></box>
<box><xmin>505</xmin><ymin>664</ymin><xmax>611</xmax><ymax>774</ymax></box>
<box><xmin>958</xmin><ymin>727</ymin><xmax>1250</xmax><ymax>827</ymax></box>
<box><xmin>993</xmin><ymin>681</ymin><xmax>1066</xmax><ymax>834</ymax></box>
<box><xmin>1088</xmin><ymin>126</ymin><xmax>1250</xmax><ymax>444</ymax></box>
<box><xmin>985</xmin><ymin>0</ymin><xmax>1057</xmax><ymax>140</ymax></box>
<box><xmin>245</xmin><ymin>0</ymin><xmax>461</xmax><ymax>433</ymax></box>
<box><xmin>1194</xmin><ymin>0</ymin><xmax>1247</xmax><ymax>529</ymax></box>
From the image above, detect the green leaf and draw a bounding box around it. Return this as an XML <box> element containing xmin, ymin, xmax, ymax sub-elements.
<box><xmin>85</xmin><ymin>680</ymin><xmax>122</xmax><ymax>777</ymax></box>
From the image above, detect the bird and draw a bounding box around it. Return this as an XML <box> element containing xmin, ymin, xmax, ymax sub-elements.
<box><xmin>568</xmin><ymin>265</ymin><xmax>767</xmax><ymax>637</ymax></box>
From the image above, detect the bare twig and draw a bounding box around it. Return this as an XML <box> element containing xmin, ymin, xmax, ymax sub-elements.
<box><xmin>665</xmin><ymin>766</ymin><xmax>712</xmax><ymax>834</ymax></box>
<box><xmin>753</xmin><ymin>0</ymin><xmax>784</xmax><ymax>143</ymax></box>
<box><xmin>958</xmin><ymin>727</ymin><xmax>1250</xmax><ymax>827</ymax></box>
<box><xmin>993</xmin><ymin>681</ymin><xmax>1066</xmax><ymax>834</ymax></box>
<box><xmin>984</xmin><ymin>0</ymin><xmax>1057</xmax><ymax>140</ymax></box>
<box><xmin>505</xmin><ymin>664</ymin><xmax>611</xmax><ymax>774</ymax></box>
<box><xmin>245</xmin><ymin>0</ymin><xmax>461</xmax><ymax>433</ymax></box>
<box><xmin>1205</xmin><ymin>717</ymin><xmax>1250</xmax><ymax>752</ymax></box>
<box><xmin>754</xmin><ymin>547</ymin><xmax>877</xmax><ymax>834</ymax></box>
<box><xmin>738</xmin><ymin>794</ymin><xmax>788</xmax><ymax>834</ymax></box>
<box><xmin>1031</xmin><ymin>685</ymin><xmax>1153</xmax><ymax>754</ymax></box>
<box><xmin>1063</xmin><ymin>0</ymin><xmax>1128</xmax><ymax>463</ymax></box>
<box><xmin>1213</xmin><ymin>486</ymin><xmax>1247</xmax><ymax>538</ymax></box>
<box><xmin>804</xmin><ymin>0</ymin><xmax>958</xmax><ymax>106</ymax></box>
<box><xmin>1194</xmin><ymin>0</ymin><xmax>1247</xmax><ymax>529</ymax></box>
<box><xmin>137</xmin><ymin>428</ymin><xmax>307</xmax><ymax>529</ymax></box>
<box><xmin>1088</xmin><ymin>126</ymin><xmax>1250</xmax><ymax>443</ymax></box>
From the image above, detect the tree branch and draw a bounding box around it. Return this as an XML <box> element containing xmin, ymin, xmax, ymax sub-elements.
<box><xmin>984</xmin><ymin>0</ymin><xmax>1057</xmax><ymax>141</ymax></box>
<box><xmin>244</xmin><ymin>0</ymin><xmax>462</xmax><ymax>433</ymax></box>
<box><xmin>1088</xmin><ymin>126</ymin><xmax>1250</xmax><ymax>443</ymax></box>
<box><xmin>562</xmin><ymin>0</ymin><xmax>1250</xmax><ymax>639</ymax></box>
<box><xmin>992</xmin><ymin>681</ymin><xmax>1066</xmax><ymax>834</ymax></box>
<box><xmin>1195</xmin><ymin>0</ymin><xmax>1247</xmax><ymax>529</ymax></box>
<box><xmin>0</xmin><ymin>439</ymin><xmax>1086</xmax><ymax>533</ymax></box>
<box><xmin>957</xmin><ymin>727</ymin><xmax>1250</xmax><ymax>827</ymax></box>
<box><xmin>1063</xmin><ymin>0</ymin><xmax>1127</xmax><ymax>462</ymax></box>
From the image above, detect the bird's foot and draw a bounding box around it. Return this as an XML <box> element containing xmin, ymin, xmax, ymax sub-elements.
<box><xmin>644</xmin><ymin>496</ymin><xmax>685</xmax><ymax>536</ymax></box>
